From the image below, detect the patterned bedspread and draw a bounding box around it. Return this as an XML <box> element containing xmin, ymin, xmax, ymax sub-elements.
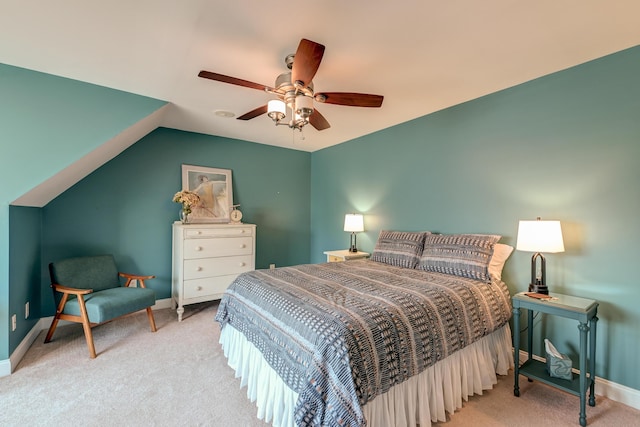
<box><xmin>215</xmin><ymin>260</ymin><xmax>512</xmax><ymax>427</ymax></box>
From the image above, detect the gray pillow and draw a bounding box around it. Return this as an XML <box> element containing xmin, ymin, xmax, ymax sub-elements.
<box><xmin>417</xmin><ymin>234</ymin><xmax>501</xmax><ymax>281</ymax></box>
<box><xmin>370</xmin><ymin>230</ymin><xmax>429</xmax><ymax>268</ymax></box>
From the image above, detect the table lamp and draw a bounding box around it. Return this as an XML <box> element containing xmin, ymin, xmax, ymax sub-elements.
<box><xmin>344</xmin><ymin>214</ymin><xmax>364</xmax><ymax>253</ymax></box>
<box><xmin>516</xmin><ymin>217</ymin><xmax>565</xmax><ymax>294</ymax></box>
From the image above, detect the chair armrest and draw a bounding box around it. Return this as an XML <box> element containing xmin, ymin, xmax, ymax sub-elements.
<box><xmin>119</xmin><ymin>272</ymin><xmax>155</xmax><ymax>280</ymax></box>
<box><xmin>51</xmin><ymin>283</ymin><xmax>93</xmax><ymax>295</ymax></box>
<box><xmin>119</xmin><ymin>272</ymin><xmax>155</xmax><ymax>288</ymax></box>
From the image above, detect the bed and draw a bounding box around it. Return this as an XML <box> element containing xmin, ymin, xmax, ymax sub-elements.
<box><xmin>215</xmin><ymin>231</ymin><xmax>514</xmax><ymax>427</ymax></box>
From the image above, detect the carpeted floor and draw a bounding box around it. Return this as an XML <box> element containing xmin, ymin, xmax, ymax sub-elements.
<box><xmin>1</xmin><ymin>301</ymin><xmax>638</xmax><ymax>427</ymax></box>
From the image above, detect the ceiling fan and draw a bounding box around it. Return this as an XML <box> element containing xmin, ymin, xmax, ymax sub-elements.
<box><xmin>198</xmin><ymin>38</ymin><xmax>384</xmax><ymax>132</ymax></box>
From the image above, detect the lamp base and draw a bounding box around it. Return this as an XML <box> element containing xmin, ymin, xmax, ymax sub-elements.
<box><xmin>348</xmin><ymin>233</ymin><xmax>358</xmax><ymax>253</ymax></box>
<box><xmin>528</xmin><ymin>282</ymin><xmax>549</xmax><ymax>295</ymax></box>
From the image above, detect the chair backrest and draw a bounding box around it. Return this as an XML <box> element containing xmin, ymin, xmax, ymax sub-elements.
<box><xmin>49</xmin><ymin>255</ymin><xmax>120</xmax><ymax>292</ymax></box>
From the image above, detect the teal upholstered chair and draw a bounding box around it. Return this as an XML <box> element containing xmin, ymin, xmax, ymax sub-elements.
<box><xmin>45</xmin><ymin>255</ymin><xmax>157</xmax><ymax>358</ymax></box>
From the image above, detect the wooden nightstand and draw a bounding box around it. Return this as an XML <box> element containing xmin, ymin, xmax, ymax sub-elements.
<box><xmin>512</xmin><ymin>291</ymin><xmax>598</xmax><ymax>427</ymax></box>
<box><xmin>323</xmin><ymin>250</ymin><xmax>370</xmax><ymax>262</ymax></box>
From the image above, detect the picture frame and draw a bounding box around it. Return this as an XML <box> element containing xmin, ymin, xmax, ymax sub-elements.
<box><xmin>181</xmin><ymin>164</ymin><xmax>233</xmax><ymax>223</ymax></box>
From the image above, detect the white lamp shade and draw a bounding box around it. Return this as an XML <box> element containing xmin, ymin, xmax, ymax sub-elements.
<box><xmin>344</xmin><ymin>214</ymin><xmax>364</xmax><ymax>233</ymax></box>
<box><xmin>295</xmin><ymin>95</ymin><xmax>314</xmax><ymax>116</ymax></box>
<box><xmin>268</xmin><ymin>99</ymin><xmax>286</xmax><ymax>116</ymax></box>
<box><xmin>516</xmin><ymin>220</ymin><xmax>565</xmax><ymax>253</ymax></box>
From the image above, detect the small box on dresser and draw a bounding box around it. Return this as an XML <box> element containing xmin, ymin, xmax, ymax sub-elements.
<box><xmin>172</xmin><ymin>222</ymin><xmax>256</xmax><ymax>321</ymax></box>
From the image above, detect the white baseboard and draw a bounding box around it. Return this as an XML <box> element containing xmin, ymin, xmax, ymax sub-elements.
<box><xmin>0</xmin><ymin>317</ymin><xmax>47</xmax><ymax>377</ymax></box>
<box><xmin>0</xmin><ymin>298</ymin><xmax>173</xmax><ymax>377</ymax></box>
<box><xmin>3</xmin><ymin>312</ymin><xmax>638</xmax><ymax>412</ymax></box>
<box><xmin>517</xmin><ymin>349</ymin><xmax>640</xmax><ymax>410</ymax></box>
<box><xmin>151</xmin><ymin>298</ymin><xmax>173</xmax><ymax>310</ymax></box>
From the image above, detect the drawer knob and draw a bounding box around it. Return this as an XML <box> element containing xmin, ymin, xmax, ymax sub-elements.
<box><xmin>239</xmin><ymin>262</ymin><xmax>245</xmax><ymax>267</ymax></box>
<box><xmin>196</xmin><ymin>266</ymin><xmax>203</xmax><ymax>271</ymax></box>
<box><xmin>240</xmin><ymin>244</ymin><xmax>246</xmax><ymax>248</ymax></box>
<box><xmin>195</xmin><ymin>246</ymin><xmax>202</xmax><ymax>251</ymax></box>
<box><xmin>196</xmin><ymin>231</ymin><xmax>202</xmax><ymax>235</ymax></box>
<box><xmin>196</xmin><ymin>286</ymin><xmax>203</xmax><ymax>291</ymax></box>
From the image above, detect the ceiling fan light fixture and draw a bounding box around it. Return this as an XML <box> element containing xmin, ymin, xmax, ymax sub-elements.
<box><xmin>267</xmin><ymin>99</ymin><xmax>286</xmax><ymax>122</ymax></box>
<box><xmin>198</xmin><ymin>38</ymin><xmax>383</xmax><ymax>134</ymax></box>
<box><xmin>295</xmin><ymin>95</ymin><xmax>314</xmax><ymax>119</ymax></box>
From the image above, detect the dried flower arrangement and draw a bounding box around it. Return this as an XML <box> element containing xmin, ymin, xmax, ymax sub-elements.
<box><xmin>173</xmin><ymin>190</ymin><xmax>201</xmax><ymax>216</ymax></box>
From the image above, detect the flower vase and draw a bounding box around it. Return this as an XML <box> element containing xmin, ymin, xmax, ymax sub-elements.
<box><xmin>179</xmin><ymin>209</ymin><xmax>190</xmax><ymax>224</ymax></box>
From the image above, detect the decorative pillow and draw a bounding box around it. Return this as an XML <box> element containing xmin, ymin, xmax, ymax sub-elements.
<box><xmin>370</xmin><ymin>230</ymin><xmax>429</xmax><ymax>268</ymax></box>
<box><xmin>488</xmin><ymin>243</ymin><xmax>514</xmax><ymax>281</ymax></box>
<box><xmin>417</xmin><ymin>233</ymin><xmax>501</xmax><ymax>281</ymax></box>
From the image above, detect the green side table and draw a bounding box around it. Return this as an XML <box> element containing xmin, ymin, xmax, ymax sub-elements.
<box><xmin>512</xmin><ymin>292</ymin><xmax>598</xmax><ymax>427</ymax></box>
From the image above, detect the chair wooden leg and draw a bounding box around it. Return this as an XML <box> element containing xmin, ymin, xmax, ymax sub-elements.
<box><xmin>44</xmin><ymin>316</ymin><xmax>60</xmax><ymax>343</ymax></box>
<box><xmin>77</xmin><ymin>296</ymin><xmax>97</xmax><ymax>358</ymax></box>
<box><xmin>146</xmin><ymin>307</ymin><xmax>157</xmax><ymax>332</ymax></box>
<box><xmin>44</xmin><ymin>293</ymin><xmax>69</xmax><ymax>343</ymax></box>
<box><xmin>130</xmin><ymin>278</ymin><xmax>156</xmax><ymax>332</ymax></box>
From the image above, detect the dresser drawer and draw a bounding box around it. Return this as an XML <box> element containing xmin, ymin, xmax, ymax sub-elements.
<box><xmin>183</xmin><ymin>255</ymin><xmax>253</xmax><ymax>280</ymax></box>
<box><xmin>183</xmin><ymin>275</ymin><xmax>238</xmax><ymax>299</ymax></box>
<box><xmin>185</xmin><ymin>227</ymin><xmax>253</xmax><ymax>238</ymax></box>
<box><xmin>184</xmin><ymin>237</ymin><xmax>253</xmax><ymax>259</ymax></box>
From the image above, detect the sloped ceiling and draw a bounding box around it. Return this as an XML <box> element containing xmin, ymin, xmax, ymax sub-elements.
<box><xmin>1</xmin><ymin>1</ymin><xmax>639</xmax><ymax>152</ymax></box>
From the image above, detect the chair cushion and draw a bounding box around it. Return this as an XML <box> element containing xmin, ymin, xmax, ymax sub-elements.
<box><xmin>50</xmin><ymin>255</ymin><xmax>120</xmax><ymax>292</ymax></box>
<box><xmin>62</xmin><ymin>287</ymin><xmax>156</xmax><ymax>324</ymax></box>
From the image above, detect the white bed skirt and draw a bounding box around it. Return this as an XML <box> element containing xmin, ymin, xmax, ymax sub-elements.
<box><xmin>219</xmin><ymin>323</ymin><xmax>514</xmax><ymax>427</ymax></box>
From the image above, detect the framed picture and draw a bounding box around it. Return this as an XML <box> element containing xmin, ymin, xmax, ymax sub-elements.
<box><xmin>181</xmin><ymin>164</ymin><xmax>233</xmax><ymax>223</ymax></box>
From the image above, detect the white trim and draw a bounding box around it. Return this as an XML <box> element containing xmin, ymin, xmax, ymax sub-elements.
<box><xmin>0</xmin><ymin>298</ymin><xmax>173</xmax><ymax>378</ymax></box>
<box><xmin>2</xmin><ymin>313</ymin><xmax>638</xmax><ymax>413</ymax></box>
<box><xmin>0</xmin><ymin>355</ymin><xmax>11</xmax><ymax>377</ymax></box>
<box><xmin>150</xmin><ymin>298</ymin><xmax>173</xmax><ymax>311</ymax></box>
<box><xmin>0</xmin><ymin>317</ymin><xmax>49</xmax><ymax>377</ymax></box>
<box><xmin>517</xmin><ymin>349</ymin><xmax>640</xmax><ymax>410</ymax></box>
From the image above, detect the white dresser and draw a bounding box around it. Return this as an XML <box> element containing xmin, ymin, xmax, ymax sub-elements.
<box><xmin>171</xmin><ymin>222</ymin><xmax>256</xmax><ymax>321</ymax></box>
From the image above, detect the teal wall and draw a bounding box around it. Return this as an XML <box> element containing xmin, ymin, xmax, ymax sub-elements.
<box><xmin>8</xmin><ymin>206</ymin><xmax>42</xmax><ymax>351</ymax></box>
<box><xmin>41</xmin><ymin>128</ymin><xmax>311</xmax><ymax>313</ymax></box>
<box><xmin>311</xmin><ymin>46</ymin><xmax>640</xmax><ymax>390</ymax></box>
<box><xmin>0</xmin><ymin>64</ymin><xmax>167</xmax><ymax>360</ymax></box>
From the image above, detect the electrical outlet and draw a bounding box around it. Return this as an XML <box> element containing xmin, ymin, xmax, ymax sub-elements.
<box><xmin>269</xmin><ymin>264</ymin><xmax>276</xmax><ymax>270</ymax></box>
<box><xmin>11</xmin><ymin>314</ymin><xmax>16</xmax><ymax>331</ymax></box>
<box><xmin>25</xmin><ymin>302</ymin><xmax>29</xmax><ymax>319</ymax></box>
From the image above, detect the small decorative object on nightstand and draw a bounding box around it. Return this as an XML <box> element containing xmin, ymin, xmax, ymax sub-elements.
<box><xmin>512</xmin><ymin>291</ymin><xmax>598</xmax><ymax>427</ymax></box>
<box><xmin>324</xmin><ymin>250</ymin><xmax>370</xmax><ymax>262</ymax></box>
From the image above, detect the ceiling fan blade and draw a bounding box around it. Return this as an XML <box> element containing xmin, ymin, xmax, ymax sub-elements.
<box><xmin>309</xmin><ymin>108</ymin><xmax>330</xmax><ymax>131</ymax></box>
<box><xmin>291</xmin><ymin>39</ymin><xmax>325</xmax><ymax>89</ymax></box>
<box><xmin>315</xmin><ymin>92</ymin><xmax>384</xmax><ymax>108</ymax></box>
<box><xmin>198</xmin><ymin>70</ymin><xmax>272</xmax><ymax>92</ymax></box>
<box><xmin>237</xmin><ymin>105</ymin><xmax>268</xmax><ymax>120</ymax></box>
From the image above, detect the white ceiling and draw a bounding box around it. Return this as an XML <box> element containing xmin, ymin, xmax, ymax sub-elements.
<box><xmin>2</xmin><ymin>0</ymin><xmax>639</xmax><ymax>152</ymax></box>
